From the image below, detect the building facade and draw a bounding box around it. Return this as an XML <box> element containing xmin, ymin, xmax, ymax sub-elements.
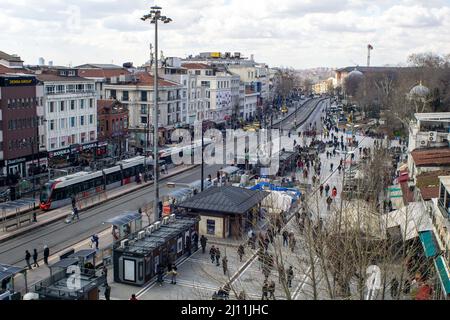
<box><xmin>97</xmin><ymin>99</ymin><xmax>129</xmax><ymax>156</ymax></box>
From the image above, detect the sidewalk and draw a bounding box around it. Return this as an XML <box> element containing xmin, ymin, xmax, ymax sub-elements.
<box><xmin>0</xmin><ymin>164</ymin><xmax>198</xmax><ymax>243</ymax></box>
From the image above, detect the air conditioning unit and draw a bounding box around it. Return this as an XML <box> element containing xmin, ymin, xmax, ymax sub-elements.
<box><xmin>419</xmin><ymin>139</ymin><xmax>428</xmax><ymax>147</ymax></box>
<box><xmin>163</xmin><ymin>217</ymin><xmax>170</xmax><ymax>225</ymax></box>
<box><xmin>120</xmin><ymin>239</ymin><xmax>129</xmax><ymax>248</ymax></box>
<box><xmin>138</xmin><ymin>231</ymin><xmax>145</xmax><ymax>240</ymax></box>
<box><xmin>170</xmin><ymin>214</ymin><xmax>176</xmax><ymax>222</ymax></box>
<box><xmin>429</xmin><ymin>132</ymin><xmax>437</xmax><ymax>142</ymax></box>
<box><xmin>154</xmin><ymin>221</ymin><xmax>161</xmax><ymax>230</ymax></box>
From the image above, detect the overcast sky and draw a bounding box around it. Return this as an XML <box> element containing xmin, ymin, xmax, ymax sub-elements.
<box><xmin>1</xmin><ymin>0</ymin><xmax>450</xmax><ymax>69</ymax></box>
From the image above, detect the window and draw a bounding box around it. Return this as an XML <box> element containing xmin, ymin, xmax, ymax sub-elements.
<box><xmin>67</xmin><ymin>85</ymin><xmax>75</xmax><ymax>93</ymax></box>
<box><xmin>89</xmin><ymin>115</ymin><xmax>94</xmax><ymax>124</ymax></box>
<box><xmin>49</xmin><ymin>102</ymin><xmax>55</xmax><ymax>113</ymax></box>
<box><xmin>60</xmin><ymin>101</ymin><xmax>65</xmax><ymax>112</ymax></box>
<box><xmin>49</xmin><ymin>120</ymin><xmax>55</xmax><ymax>131</ymax></box>
<box><xmin>46</xmin><ymin>86</ymin><xmax>55</xmax><ymax>94</ymax></box>
<box><xmin>60</xmin><ymin>119</ymin><xmax>66</xmax><ymax>129</ymax></box>
<box><xmin>70</xmin><ymin>100</ymin><xmax>75</xmax><ymax>110</ymax></box>
<box><xmin>141</xmin><ymin>91</ymin><xmax>147</xmax><ymax>102</ymax></box>
<box><xmin>110</xmin><ymin>90</ymin><xmax>116</xmax><ymax>99</ymax></box>
<box><xmin>122</xmin><ymin>91</ymin><xmax>129</xmax><ymax>101</ymax></box>
<box><xmin>195</xmin><ymin>70</ymin><xmax>201</xmax><ymax>76</ymax></box>
<box><xmin>140</xmin><ymin>105</ymin><xmax>147</xmax><ymax>115</ymax></box>
<box><xmin>70</xmin><ymin>117</ymin><xmax>76</xmax><ymax>128</ymax></box>
<box><xmin>207</xmin><ymin>220</ymin><xmax>215</xmax><ymax>235</ymax></box>
<box><xmin>80</xmin><ymin>116</ymin><xmax>85</xmax><ymax>126</ymax></box>
<box><xmin>89</xmin><ymin>99</ymin><xmax>94</xmax><ymax>108</ymax></box>
<box><xmin>56</xmin><ymin>85</ymin><xmax>65</xmax><ymax>93</ymax></box>
<box><xmin>141</xmin><ymin>117</ymin><xmax>147</xmax><ymax>125</ymax></box>
<box><xmin>80</xmin><ymin>100</ymin><xmax>85</xmax><ymax>109</ymax></box>
<box><xmin>68</xmin><ymin>70</ymin><xmax>76</xmax><ymax>76</ymax></box>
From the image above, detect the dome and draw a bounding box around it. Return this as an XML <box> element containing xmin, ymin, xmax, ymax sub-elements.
<box><xmin>347</xmin><ymin>68</ymin><xmax>364</xmax><ymax>80</ymax></box>
<box><xmin>409</xmin><ymin>82</ymin><xmax>430</xmax><ymax>98</ymax></box>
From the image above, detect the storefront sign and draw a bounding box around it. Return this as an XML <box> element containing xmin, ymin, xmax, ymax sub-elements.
<box><xmin>6</xmin><ymin>158</ymin><xmax>26</xmax><ymax>166</ymax></box>
<box><xmin>48</xmin><ymin>148</ymin><xmax>71</xmax><ymax>158</ymax></box>
<box><xmin>82</xmin><ymin>142</ymin><xmax>97</xmax><ymax>151</ymax></box>
<box><xmin>0</xmin><ymin>76</ymin><xmax>37</xmax><ymax>87</ymax></box>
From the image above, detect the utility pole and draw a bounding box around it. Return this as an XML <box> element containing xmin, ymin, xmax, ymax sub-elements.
<box><xmin>142</xmin><ymin>6</ymin><xmax>172</xmax><ymax>221</ymax></box>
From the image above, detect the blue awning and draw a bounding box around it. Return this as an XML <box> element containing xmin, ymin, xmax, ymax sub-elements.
<box><xmin>105</xmin><ymin>211</ymin><xmax>141</xmax><ymax>226</ymax></box>
<box><xmin>0</xmin><ymin>264</ymin><xmax>26</xmax><ymax>282</ymax></box>
<box><xmin>419</xmin><ymin>231</ymin><xmax>438</xmax><ymax>258</ymax></box>
<box><xmin>434</xmin><ymin>255</ymin><xmax>450</xmax><ymax>296</ymax></box>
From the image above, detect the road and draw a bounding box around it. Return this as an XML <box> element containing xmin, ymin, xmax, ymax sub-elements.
<box><xmin>272</xmin><ymin>97</ymin><xmax>326</xmax><ymax>130</ymax></box>
<box><xmin>0</xmin><ymin>164</ymin><xmax>222</xmax><ymax>266</ymax></box>
<box><xmin>1</xmin><ymin>98</ymin><xmax>328</xmax><ymax>271</ymax></box>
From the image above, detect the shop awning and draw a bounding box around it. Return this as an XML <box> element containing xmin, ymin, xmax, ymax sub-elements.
<box><xmin>105</xmin><ymin>211</ymin><xmax>141</xmax><ymax>226</ymax></box>
<box><xmin>434</xmin><ymin>255</ymin><xmax>450</xmax><ymax>296</ymax></box>
<box><xmin>219</xmin><ymin>166</ymin><xmax>239</xmax><ymax>175</ymax></box>
<box><xmin>419</xmin><ymin>231</ymin><xmax>439</xmax><ymax>258</ymax></box>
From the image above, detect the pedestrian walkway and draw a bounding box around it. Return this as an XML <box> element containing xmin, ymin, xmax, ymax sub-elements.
<box><xmin>0</xmin><ymin>164</ymin><xmax>196</xmax><ymax>243</ymax></box>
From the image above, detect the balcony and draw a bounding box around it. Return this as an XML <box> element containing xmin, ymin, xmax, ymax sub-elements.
<box><xmin>438</xmin><ymin>199</ymin><xmax>450</xmax><ymax>220</ymax></box>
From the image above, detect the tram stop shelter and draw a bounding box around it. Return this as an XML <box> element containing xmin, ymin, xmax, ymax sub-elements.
<box><xmin>0</xmin><ymin>264</ymin><xmax>28</xmax><ymax>300</ymax></box>
<box><xmin>177</xmin><ymin>186</ymin><xmax>269</xmax><ymax>239</ymax></box>
<box><xmin>0</xmin><ymin>198</ymin><xmax>37</xmax><ymax>231</ymax></box>
<box><xmin>105</xmin><ymin>211</ymin><xmax>143</xmax><ymax>243</ymax></box>
<box><xmin>113</xmin><ymin>216</ymin><xmax>199</xmax><ymax>287</ymax></box>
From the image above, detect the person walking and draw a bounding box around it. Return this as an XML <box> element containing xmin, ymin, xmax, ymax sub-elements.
<box><xmin>332</xmin><ymin>187</ymin><xmax>338</xmax><ymax>198</ymax></box>
<box><xmin>261</xmin><ymin>281</ymin><xmax>269</xmax><ymax>300</ymax></box>
<box><xmin>330</xmin><ymin>163</ymin><xmax>334</xmax><ymax>172</ymax></box>
<box><xmin>282</xmin><ymin>230</ymin><xmax>289</xmax><ymax>247</ymax></box>
<box><xmin>287</xmin><ymin>266</ymin><xmax>294</xmax><ymax>288</ymax></box>
<box><xmin>326</xmin><ymin>196</ymin><xmax>333</xmax><ymax>211</ymax></box>
<box><xmin>222</xmin><ymin>256</ymin><xmax>228</xmax><ymax>275</ymax></box>
<box><xmin>237</xmin><ymin>244</ymin><xmax>245</xmax><ymax>262</ymax></box>
<box><xmin>319</xmin><ymin>184</ymin><xmax>324</xmax><ymax>197</ymax></box>
<box><xmin>268</xmin><ymin>280</ymin><xmax>276</xmax><ymax>300</ymax></box>
<box><xmin>25</xmin><ymin>250</ymin><xmax>32</xmax><ymax>270</ymax></box>
<box><xmin>43</xmin><ymin>245</ymin><xmax>50</xmax><ymax>266</ymax></box>
<box><xmin>289</xmin><ymin>235</ymin><xmax>296</xmax><ymax>253</ymax></box>
<box><xmin>73</xmin><ymin>206</ymin><xmax>80</xmax><ymax>221</ymax></box>
<box><xmin>91</xmin><ymin>234</ymin><xmax>99</xmax><ymax>250</ymax></box>
<box><xmin>215</xmin><ymin>247</ymin><xmax>221</xmax><ymax>267</ymax></box>
<box><xmin>170</xmin><ymin>264</ymin><xmax>178</xmax><ymax>285</ymax></box>
<box><xmin>200</xmin><ymin>235</ymin><xmax>207</xmax><ymax>254</ymax></box>
<box><xmin>104</xmin><ymin>284</ymin><xmax>111</xmax><ymax>301</ymax></box>
<box><xmin>157</xmin><ymin>265</ymin><xmax>165</xmax><ymax>286</ymax></box>
<box><xmin>32</xmin><ymin>249</ymin><xmax>39</xmax><ymax>268</ymax></box>
<box><xmin>193</xmin><ymin>232</ymin><xmax>199</xmax><ymax>251</ymax></box>
<box><xmin>325</xmin><ymin>184</ymin><xmax>330</xmax><ymax>197</ymax></box>
<box><xmin>210</xmin><ymin>245</ymin><xmax>216</xmax><ymax>263</ymax></box>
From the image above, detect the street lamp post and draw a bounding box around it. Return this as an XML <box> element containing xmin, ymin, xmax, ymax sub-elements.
<box><xmin>142</xmin><ymin>5</ymin><xmax>172</xmax><ymax>222</ymax></box>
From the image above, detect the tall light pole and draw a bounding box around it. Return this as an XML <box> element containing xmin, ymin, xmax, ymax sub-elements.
<box><xmin>142</xmin><ymin>6</ymin><xmax>172</xmax><ymax>221</ymax></box>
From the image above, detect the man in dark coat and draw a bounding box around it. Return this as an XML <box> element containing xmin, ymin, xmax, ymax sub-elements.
<box><xmin>25</xmin><ymin>250</ymin><xmax>32</xmax><ymax>270</ymax></box>
<box><xmin>43</xmin><ymin>245</ymin><xmax>50</xmax><ymax>266</ymax></box>
<box><xmin>200</xmin><ymin>235</ymin><xmax>207</xmax><ymax>254</ymax></box>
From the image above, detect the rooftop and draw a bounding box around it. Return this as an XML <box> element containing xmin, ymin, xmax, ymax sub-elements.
<box><xmin>416</xmin><ymin>170</ymin><xmax>450</xmax><ymax>200</ymax></box>
<box><xmin>335</xmin><ymin>66</ymin><xmax>416</xmax><ymax>73</ymax></box>
<box><xmin>76</xmin><ymin>63</ymin><xmax>124</xmax><ymax>69</ymax></box>
<box><xmin>181</xmin><ymin>63</ymin><xmax>211</xmax><ymax>70</ymax></box>
<box><xmin>0</xmin><ymin>51</ymin><xmax>23</xmax><ymax>63</ymax></box>
<box><xmin>178</xmin><ymin>186</ymin><xmax>269</xmax><ymax>215</ymax></box>
<box><xmin>0</xmin><ymin>65</ymin><xmax>31</xmax><ymax>75</ymax></box>
<box><xmin>36</xmin><ymin>73</ymin><xmax>92</xmax><ymax>83</ymax></box>
<box><xmin>78</xmin><ymin>68</ymin><xmax>131</xmax><ymax>79</ymax></box>
<box><xmin>411</xmin><ymin>148</ymin><xmax>450</xmax><ymax>167</ymax></box>
<box><xmin>414</xmin><ymin>113</ymin><xmax>450</xmax><ymax>122</ymax></box>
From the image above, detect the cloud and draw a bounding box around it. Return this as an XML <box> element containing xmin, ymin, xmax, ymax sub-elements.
<box><xmin>0</xmin><ymin>0</ymin><xmax>450</xmax><ymax>68</ymax></box>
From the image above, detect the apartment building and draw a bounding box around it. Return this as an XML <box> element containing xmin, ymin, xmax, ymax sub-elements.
<box><xmin>103</xmin><ymin>72</ymin><xmax>184</xmax><ymax>151</ymax></box>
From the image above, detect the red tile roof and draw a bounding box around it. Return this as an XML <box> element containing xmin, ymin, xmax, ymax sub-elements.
<box><xmin>36</xmin><ymin>73</ymin><xmax>90</xmax><ymax>82</ymax></box>
<box><xmin>78</xmin><ymin>68</ymin><xmax>130</xmax><ymax>78</ymax></box>
<box><xmin>411</xmin><ymin>148</ymin><xmax>450</xmax><ymax>167</ymax></box>
<box><xmin>181</xmin><ymin>63</ymin><xmax>211</xmax><ymax>70</ymax></box>
<box><xmin>136</xmin><ymin>72</ymin><xmax>179</xmax><ymax>87</ymax></box>
<box><xmin>0</xmin><ymin>65</ymin><xmax>31</xmax><ymax>75</ymax></box>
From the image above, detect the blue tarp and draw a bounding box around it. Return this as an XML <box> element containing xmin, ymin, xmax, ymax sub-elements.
<box><xmin>250</xmin><ymin>182</ymin><xmax>301</xmax><ymax>198</ymax></box>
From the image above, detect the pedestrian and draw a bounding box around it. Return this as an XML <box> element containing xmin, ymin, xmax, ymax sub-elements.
<box><xmin>73</xmin><ymin>206</ymin><xmax>80</xmax><ymax>220</ymax></box>
<box><xmin>25</xmin><ymin>250</ymin><xmax>32</xmax><ymax>270</ymax></box>
<box><xmin>170</xmin><ymin>264</ymin><xmax>178</xmax><ymax>284</ymax></box>
<box><xmin>289</xmin><ymin>235</ymin><xmax>296</xmax><ymax>253</ymax></box>
<box><xmin>319</xmin><ymin>184</ymin><xmax>324</xmax><ymax>197</ymax></box>
<box><xmin>32</xmin><ymin>249</ymin><xmax>39</xmax><ymax>268</ymax></box>
<box><xmin>130</xmin><ymin>294</ymin><xmax>138</xmax><ymax>301</ymax></box>
<box><xmin>332</xmin><ymin>187</ymin><xmax>338</xmax><ymax>198</ymax></box>
<box><xmin>338</xmin><ymin>165</ymin><xmax>342</xmax><ymax>174</ymax></box>
<box><xmin>157</xmin><ymin>265</ymin><xmax>165</xmax><ymax>286</ymax></box>
<box><xmin>215</xmin><ymin>247</ymin><xmax>221</xmax><ymax>266</ymax></box>
<box><xmin>330</xmin><ymin>163</ymin><xmax>334</xmax><ymax>172</ymax></box>
<box><xmin>200</xmin><ymin>235</ymin><xmax>207</xmax><ymax>254</ymax></box>
<box><xmin>325</xmin><ymin>184</ymin><xmax>330</xmax><ymax>197</ymax></box>
<box><xmin>91</xmin><ymin>234</ymin><xmax>99</xmax><ymax>250</ymax></box>
<box><xmin>102</xmin><ymin>265</ymin><xmax>108</xmax><ymax>283</ymax></box>
<box><xmin>237</xmin><ymin>244</ymin><xmax>245</xmax><ymax>262</ymax></box>
<box><xmin>43</xmin><ymin>245</ymin><xmax>50</xmax><ymax>266</ymax></box>
<box><xmin>104</xmin><ymin>284</ymin><xmax>111</xmax><ymax>300</ymax></box>
<box><xmin>71</xmin><ymin>195</ymin><xmax>76</xmax><ymax>209</ymax></box>
<box><xmin>222</xmin><ymin>256</ymin><xmax>228</xmax><ymax>275</ymax></box>
<box><xmin>210</xmin><ymin>245</ymin><xmax>216</xmax><ymax>263</ymax></box>
<box><xmin>390</xmin><ymin>277</ymin><xmax>399</xmax><ymax>299</ymax></box>
<box><xmin>282</xmin><ymin>230</ymin><xmax>289</xmax><ymax>247</ymax></box>
<box><xmin>268</xmin><ymin>280</ymin><xmax>276</xmax><ymax>300</ymax></box>
<box><xmin>287</xmin><ymin>266</ymin><xmax>294</xmax><ymax>288</ymax></box>
<box><xmin>261</xmin><ymin>281</ymin><xmax>269</xmax><ymax>300</ymax></box>
<box><xmin>326</xmin><ymin>196</ymin><xmax>333</xmax><ymax>211</ymax></box>
<box><xmin>193</xmin><ymin>232</ymin><xmax>199</xmax><ymax>251</ymax></box>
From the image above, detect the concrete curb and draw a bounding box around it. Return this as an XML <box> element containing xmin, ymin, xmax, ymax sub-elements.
<box><xmin>0</xmin><ymin>165</ymin><xmax>200</xmax><ymax>243</ymax></box>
